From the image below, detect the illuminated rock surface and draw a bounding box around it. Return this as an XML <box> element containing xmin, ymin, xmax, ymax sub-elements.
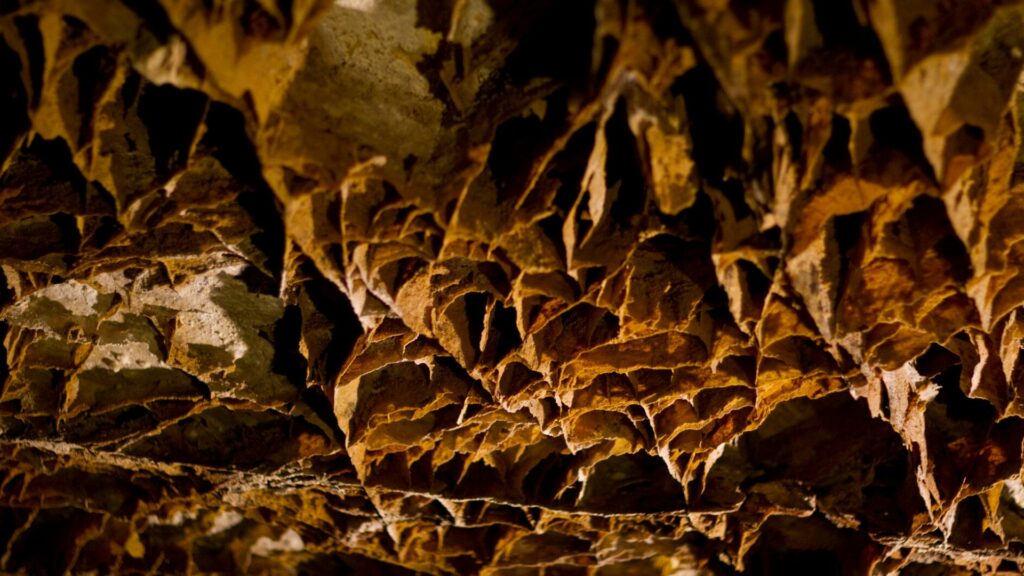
<box><xmin>3</xmin><ymin>0</ymin><xmax>1024</xmax><ymax>573</ymax></box>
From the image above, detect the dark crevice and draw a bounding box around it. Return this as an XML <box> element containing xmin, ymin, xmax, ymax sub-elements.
<box><xmin>463</xmin><ymin>291</ymin><xmax>488</xmax><ymax>361</ymax></box>
<box><xmin>832</xmin><ymin>211</ymin><xmax>865</xmax><ymax>320</ymax></box>
<box><xmin>503</xmin><ymin>0</ymin><xmax>595</xmax><ymax>88</ymax></box>
<box><xmin>577</xmin><ymin>452</ymin><xmax>686</xmax><ymax>513</ymax></box>
<box><xmin>271</xmin><ymin>304</ymin><xmax>308</xmax><ymax>390</ymax></box>
<box><xmin>783</xmin><ymin>111</ymin><xmax>803</xmax><ymax>163</ymax></box>
<box><xmin>605</xmin><ymin>98</ymin><xmax>647</xmax><ymax>222</ymax></box>
<box><xmin>674</xmin><ymin>64</ymin><xmax>744</xmax><ymax>184</ymax></box>
<box><xmin>737</xmin><ymin>259</ymin><xmax>771</xmax><ymax>316</ymax></box>
<box><xmin>811</xmin><ymin>0</ymin><xmax>889</xmax><ymax>66</ymax></box>
<box><xmin>299</xmin><ymin>260</ymin><xmax>363</xmax><ymax>387</ymax></box>
<box><xmin>823</xmin><ymin>114</ymin><xmax>852</xmax><ymax>173</ymax></box>
<box><xmin>242</xmin><ymin>2</ymin><xmax>285</xmax><ymax>41</ymax></box>
<box><xmin>136</xmin><ymin>83</ymin><xmax>208</xmax><ymax>179</ymax></box>
<box><xmin>867</xmin><ymin>101</ymin><xmax>935</xmax><ymax>182</ymax></box>
<box><xmin>522</xmin><ymin>451</ymin><xmax>574</xmax><ymax>504</ymax></box>
<box><xmin>72</xmin><ymin>46</ymin><xmax>117</xmax><ymax>147</ymax></box>
<box><xmin>485</xmin><ymin>301</ymin><xmax>521</xmax><ymax>366</ymax></box>
<box><xmin>551</xmin><ymin>122</ymin><xmax>597</xmax><ymax>215</ymax></box>
<box><xmin>13</xmin><ymin>15</ymin><xmax>43</xmax><ymax>109</ymax></box>
<box><xmin>487</xmin><ymin>114</ymin><xmax>546</xmax><ymax>204</ymax></box>
<box><xmin>121</xmin><ymin>0</ymin><xmax>177</xmax><ymax>42</ymax></box>
<box><xmin>49</xmin><ymin>212</ymin><xmax>82</xmax><ymax>254</ymax></box>
<box><xmin>0</xmin><ymin>36</ymin><xmax>28</xmax><ymax>162</ymax></box>
<box><xmin>201</xmin><ymin>102</ymin><xmax>286</xmax><ymax>282</ymax></box>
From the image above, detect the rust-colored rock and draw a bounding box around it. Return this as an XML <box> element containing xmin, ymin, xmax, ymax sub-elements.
<box><xmin>3</xmin><ymin>0</ymin><xmax>1024</xmax><ymax>573</ymax></box>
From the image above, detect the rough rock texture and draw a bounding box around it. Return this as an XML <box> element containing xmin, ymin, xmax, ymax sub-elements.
<box><xmin>3</xmin><ymin>0</ymin><xmax>1024</xmax><ymax>574</ymax></box>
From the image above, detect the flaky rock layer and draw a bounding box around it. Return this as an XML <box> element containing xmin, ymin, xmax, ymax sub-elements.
<box><xmin>3</xmin><ymin>0</ymin><xmax>1024</xmax><ymax>573</ymax></box>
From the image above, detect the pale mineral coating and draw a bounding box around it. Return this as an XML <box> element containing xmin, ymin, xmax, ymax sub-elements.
<box><xmin>2</xmin><ymin>0</ymin><xmax>1024</xmax><ymax>574</ymax></box>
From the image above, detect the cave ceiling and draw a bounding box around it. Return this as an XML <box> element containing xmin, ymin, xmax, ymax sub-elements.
<box><xmin>3</xmin><ymin>0</ymin><xmax>1024</xmax><ymax>574</ymax></box>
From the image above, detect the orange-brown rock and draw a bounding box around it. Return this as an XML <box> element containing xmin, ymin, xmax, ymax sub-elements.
<box><xmin>3</xmin><ymin>0</ymin><xmax>1024</xmax><ymax>573</ymax></box>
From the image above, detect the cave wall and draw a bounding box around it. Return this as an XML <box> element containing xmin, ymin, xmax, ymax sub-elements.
<box><xmin>3</xmin><ymin>0</ymin><xmax>1024</xmax><ymax>573</ymax></box>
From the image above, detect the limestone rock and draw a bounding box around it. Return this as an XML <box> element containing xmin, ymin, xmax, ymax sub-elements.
<box><xmin>3</xmin><ymin>0</ymin><xmax>1024</xmax><ymax>573</ymax></box>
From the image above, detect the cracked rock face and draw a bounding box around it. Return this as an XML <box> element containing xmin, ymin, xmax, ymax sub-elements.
<box><xmin>4</xmin><ymin>0</ymin><xmax>1024</xmax><ymax>573</ymax></box>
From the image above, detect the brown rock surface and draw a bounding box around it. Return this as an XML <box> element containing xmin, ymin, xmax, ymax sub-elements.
<box><xmin>3</xmin><ymin>0</ymin><xmax>1024</xmax><ymax>573</ymax></box>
